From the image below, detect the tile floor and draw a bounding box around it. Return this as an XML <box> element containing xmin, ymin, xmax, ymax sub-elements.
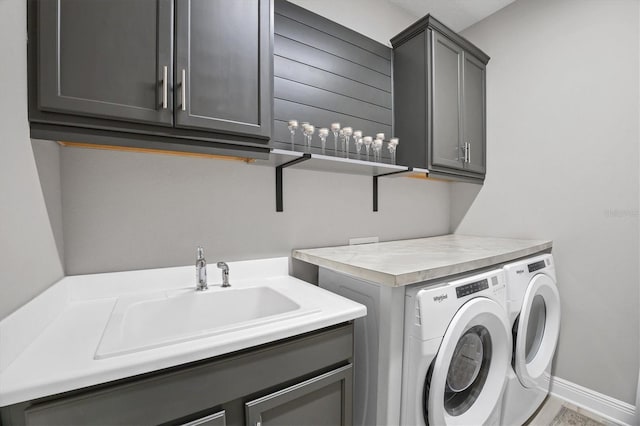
<box><xmin>526</xmin><ymin>395</ymin><xmax>621</xmax><ymax>426</ymax></box>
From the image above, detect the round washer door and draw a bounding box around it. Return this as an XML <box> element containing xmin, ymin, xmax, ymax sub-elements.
<box><xmin>513</xmin><ymin>273</ymin><xmax>561</xmax><ymax>388</ymax></box>
<box><xmin>425</xmin><ymin>297</ymin><xmax>511</xmax><ymax>426</ymax></box>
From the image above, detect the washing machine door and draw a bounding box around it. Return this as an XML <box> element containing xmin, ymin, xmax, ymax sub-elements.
<box><xmin>424</xmin><ymin>297</ymin><xmax>511</xmax><ymax>426</ymax></box>
<box><xmin>513</xmin><ymin>273</ymin><xmax>561</xmax><ymax>389</ymax></box>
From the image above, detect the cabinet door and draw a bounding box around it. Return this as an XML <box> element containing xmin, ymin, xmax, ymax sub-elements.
<box><xmin>462</xmin><ymin>53</ymin><xmax>487</xmax><ymax>174</ymax></box>
<box><xmin>175</xmin><ymin>0</ymin><xmax>272</xmax><ymax>138</ymax></box>
<box><xmin>430</xmin><ymin>31</ymin><xmax>465</xmax><ymax>171</ymax></box>
<box><xmin>245</xmin><ymin>365</ymin><xmax>353</xmax><ymax>426</ymax></box>
<box><xmin>37</xmin><ymin>0</ymin><xmax>173</xmax><ymax>125</ymax></box>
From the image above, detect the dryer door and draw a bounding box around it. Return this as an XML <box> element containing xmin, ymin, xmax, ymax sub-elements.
<box><xmin>424</xmin><ymin>297</ymin><xmax>511</xmax><ymax>426</ymax></box>
<box><xmin>513</xmin><ymin>273</ymin><xmax>561</xmax><ymax>389</ymax></box>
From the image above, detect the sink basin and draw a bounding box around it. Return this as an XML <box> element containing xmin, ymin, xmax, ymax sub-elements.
<box><xmin>95</xmin><ymin>286</ymin><xmax>318</xmax><ymax>359</ymax></box>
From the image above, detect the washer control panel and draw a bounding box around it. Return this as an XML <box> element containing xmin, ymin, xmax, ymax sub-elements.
<box><xmin>527</xmin><ymin>260</ymin><xmax>546</xmax><ymax>273</ymax></box>
<box><xmin>455</xmin><ymin>278</ymin><xmax>489</xmax><ymax>298</ymax></box>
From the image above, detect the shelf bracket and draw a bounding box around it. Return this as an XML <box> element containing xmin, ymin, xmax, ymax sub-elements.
<box><xmin>372</xmin><ymin>169</ymin><xmax>413</xmax><ymax>212</ymax></box>
<box><xmin>276</xmin><ymin>154</ymin><xmax>311</xmax><ymax>212</ymax></box>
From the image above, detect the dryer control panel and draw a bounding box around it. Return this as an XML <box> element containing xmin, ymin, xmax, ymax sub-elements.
<box><xmin>455</xmin><ymin>279</ymin><xmax>489</xmax><ymax>298</ymax></box>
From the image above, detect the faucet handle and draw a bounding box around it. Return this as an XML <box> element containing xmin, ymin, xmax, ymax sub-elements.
<box><xmin>217</xmin><ymin>262</ymin><xmax>230</xmax><ymax>288</ymax></box>
<box><xmin>197</xmin><ymin>247</ymin><xmax>205</xmax><ymax>260</ymax></box>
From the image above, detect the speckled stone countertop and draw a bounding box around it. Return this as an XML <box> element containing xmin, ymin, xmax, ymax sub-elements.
<box><xmin>292</xmin><ymin>234</ymin><xmax>552</xmax><ymax>287</ymax></box>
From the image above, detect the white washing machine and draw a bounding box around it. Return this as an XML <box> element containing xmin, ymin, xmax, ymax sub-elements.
<box><xmin>400</xmin><ymin>269</ymin><xmax>512</xmax><ymax>426</ymax></box>
<box><xmin>501</xmin><ymin>254</ymin><xmax>561</xmax><ymax>425</ymax></box>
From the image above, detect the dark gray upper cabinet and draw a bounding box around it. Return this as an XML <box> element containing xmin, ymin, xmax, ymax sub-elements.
<box><xmin>392</xmin><ymin>16</ymin><xmax>489</xmax><ymax>182</ymax></box>
<box><xmin>175</xmin><ymin>0</ymin><xmax>272</xmax><ymax>138</ymax></box>
<box><xmin>37</xmin><ymin>0</ymin><xmax>174</xmax><ymax>126</ymax></box>
<box><xmin>29</xmin><ymin>0</ymin><xmax>272</xmax><ymax>155</ymax></box>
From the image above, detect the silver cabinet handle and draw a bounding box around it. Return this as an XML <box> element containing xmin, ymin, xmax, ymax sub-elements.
<box><xmin>181</xmin><ymin>69</ymin><xmax>186</xmax><ymax>111</ymax></box>
<box><xmin>162</xmin><ymin>65</ymin><xmax>168</xmax><ymax>109</ymax></box>
<box><xmin>467</xmin><ymin>142</ymin><xmax>471</xmax><ymax>163</ymax></box>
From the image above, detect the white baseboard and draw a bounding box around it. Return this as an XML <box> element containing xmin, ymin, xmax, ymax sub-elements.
<box><xmin>549</xmin><ymin>376</ymin><xmax>637</xmax><ymax>425</ymax></box>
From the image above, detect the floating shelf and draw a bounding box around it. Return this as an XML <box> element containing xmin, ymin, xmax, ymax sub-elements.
<box><xmin>253</xmin><ymin>149</ymin><xmax>429</xmax><ymax>212</ymax></box>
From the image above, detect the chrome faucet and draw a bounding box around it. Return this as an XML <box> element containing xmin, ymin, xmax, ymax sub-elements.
<box><xmin>217</xmin><ymin>262</ymin><xmax>230</xmax><ymax>287</ymax></box>
<box><xmin>196</xmin><ymin>247</ymin><xmax>208</xmax><ymax>291</ymax></box>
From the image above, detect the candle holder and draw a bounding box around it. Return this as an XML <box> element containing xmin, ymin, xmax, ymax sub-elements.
<box><xmin>331</xmin><ymin>123</ymin><xmax>341</xmax><ymax>156</ymax></box>
<box><xmin>287</xmin><ymin>120</ymin><xmax>298</xmax><ymax>151</ymax></box>
<box><xmin>373</xmin><ymin>138</ymin><xmax>383</xmax><ymax>162</ymax></box>
<box><xmin>388</xmin><ymin>137</ymin><xmax>399</xmax><ymax>164</ymax></box>
<box><xmin>343</xmin><ymin>127</ymin><xmax>353</xmax><ymax>158</ymax></box>
<box><xmin>363</xmin><ymin>136</ymin><xmax>373</xmax><ymax>161</ymax></box>
<box><xmin>353</xmin><ymin>130</ymin><xmax>363</xmax><ymax>160</ymax></box>
<box><xmin>318</xmin><ymin>128</ymin><xmax>329</xmax><ymax>155</ymax></box>
<box><xmin>303</xmin><ymin>124</ymin><xmax>315</xmax><ymax>153</ymax></box>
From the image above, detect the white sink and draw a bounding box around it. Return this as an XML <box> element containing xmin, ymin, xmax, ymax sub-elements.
<box><xmin>95</xmin><ymin>285</ymin><xmax>319</xmax><ymax>359</ymax></box>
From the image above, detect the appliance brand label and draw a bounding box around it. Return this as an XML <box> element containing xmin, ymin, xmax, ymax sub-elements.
<box><xmin>433</xmin><ymin>294</ymin><xmax>448</xmax><ymax>303</ymax></box>
<box><xmin>516</xmin><ymin>269</ymin><xmax>525</xmax><ymax>274</ymax></box>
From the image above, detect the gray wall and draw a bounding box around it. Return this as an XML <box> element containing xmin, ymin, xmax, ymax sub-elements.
<box><xmin>31</xmin><ymin>140</ymin><xmax>64</xmax><ymax>266</ymax></box>
<box><xmin>59</xmin><ymin>145</ymin><xmax>450</xmax><ymax>274</ymax></box>
<box><xmin>0</xmin><ymin>0</ymin><xmax>64</xmax><ymax>320</ymax></box>
<box><xmin>289</xmin><ymin>0</ymin><xmax>417</xmax><ymax>47</ymax></box>
<box><xmin>455</xmin><ymin>0</ymin><xmax>640</xmax><ymax>404</ymax></box>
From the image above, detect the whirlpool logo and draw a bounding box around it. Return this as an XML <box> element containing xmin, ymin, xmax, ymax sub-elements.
<box><xmin>433</xmin><ymin>294</ymin><xmax>448</xmax><ymax>303</ymax></box>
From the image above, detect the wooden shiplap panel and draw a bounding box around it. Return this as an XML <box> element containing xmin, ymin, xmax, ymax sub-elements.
<box><xmin>275</xmin><ymin>14</ymin><xmax>391</xmax><ymax>76</ymax></box>
<box><xmin>274</xmin><ymin>56</ymin><xmax>392</xmax><ymax>109</ymax></box>
<box><xmin>274</xmin><ymin>0</ymin><xmax>393</xmax><ymax>159</ymax></box>
<box><xmin>275</xmin><ymin>78</ymin><xmax>391</xmax><ymax>125</ymax></box>
<box><xmin>274</xmin><ymin>36</ymin><xmax>391</xmax><ymax>92</ymax></box>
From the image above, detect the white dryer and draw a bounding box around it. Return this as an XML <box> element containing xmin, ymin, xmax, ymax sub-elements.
<box><xmin>501</xmin><ymin>254</ymin><xmax>561</xmax><ymax>425</ymax></box>
<box><xmin>400</xmin><ymin>269</ymin><xmax>512</xmax><ymax>426</ymax></box>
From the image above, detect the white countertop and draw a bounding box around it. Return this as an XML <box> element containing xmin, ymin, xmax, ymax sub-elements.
<box><xmin>0</xmin><ymin>257</ymin><xmax>366</xmax><ymax>407</ymax></box>
<box><xmin>292</xmin><ymin>234</ymin><xmax>552</xmax><ymax>287</ymax></box>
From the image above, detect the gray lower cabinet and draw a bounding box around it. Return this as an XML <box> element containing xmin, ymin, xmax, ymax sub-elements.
<box><xmin>0</xmin><ymin>324</ymin><xmax>353</xmax><ymax>426</ymax></box>
<box><xmin>392</xmin><ymin>15</ymin><xmax>489</xmax><ymax>182</ymax></box>
<box><xmin>29</xmin><ymin>0</ymin><xmax>272</xmax><ymax>155</ymax></box>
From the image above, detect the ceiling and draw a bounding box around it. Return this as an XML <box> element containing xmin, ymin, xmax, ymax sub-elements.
<box><xmin>388</xmin><ymin>0</ymin><xmax>517</xmax><ymax>31</ymax></box>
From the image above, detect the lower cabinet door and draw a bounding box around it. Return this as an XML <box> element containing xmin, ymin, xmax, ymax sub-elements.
<box><xmin>245</xmin><ymin>364</ymin><xmax>353</xmax><ymax>426</ymax></box>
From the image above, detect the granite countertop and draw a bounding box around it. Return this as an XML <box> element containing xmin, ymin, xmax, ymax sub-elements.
<box><xmin>292</xmin><ymin>234</ymin><xmax>552</xmax><ymax>287</ymax></box>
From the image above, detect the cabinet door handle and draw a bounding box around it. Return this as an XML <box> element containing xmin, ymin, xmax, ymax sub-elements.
<box><xmin>181</xmin><ymin>68</ymin><xmax>187</xmax><ymax>111</ymax></box>
<box><xmin>162</xmin><ymin>65</ymin><xmax>168</xmax><ymax>109</ymax></box>
<box><xmin>467</xmin><ymin>142</ymin><xmax>471</xmax><ymax>163</ymax></box>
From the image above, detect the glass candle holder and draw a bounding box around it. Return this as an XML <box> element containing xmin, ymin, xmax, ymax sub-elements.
<box><xmin>318</xmin><ymin>128</ymin><xmax>329</xmax><ymax>155</ymax></box>
<box><xmin>331</xmin><ymin>123</ymin><xmax>341</xmax><ymax>155</ymax></box>
<box><xmin>353</xmin><ymin>130</ymin><xmax>363</xmax><ymax>160</ymax></box>
<box><xmin>363</xmin><ymin>136</ymin><xmax>373</xmax><ymax>161</ymax></box>
<box><xmin>303</xmin><ymin>124</ymin><xmax>315</xmax><ymax>153</ymax></box>
<box><xmin>388</xmin><ymin>137</ymin><xmax>399</xmax><ymax>164</ymax></box>
<box><xmin>373</xmin><ymin>138</ymin><xmax>383</xmax><ymax>162</ymax></box>
<box><xmin>287</xmin><ymin>120</ymin><xmax>298</xmax><ymax>151</ymax></box>
<box><xmin>343</xmin><ymin>127</ymin><xmax>353</xmax><ymax>159</ymax></box>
